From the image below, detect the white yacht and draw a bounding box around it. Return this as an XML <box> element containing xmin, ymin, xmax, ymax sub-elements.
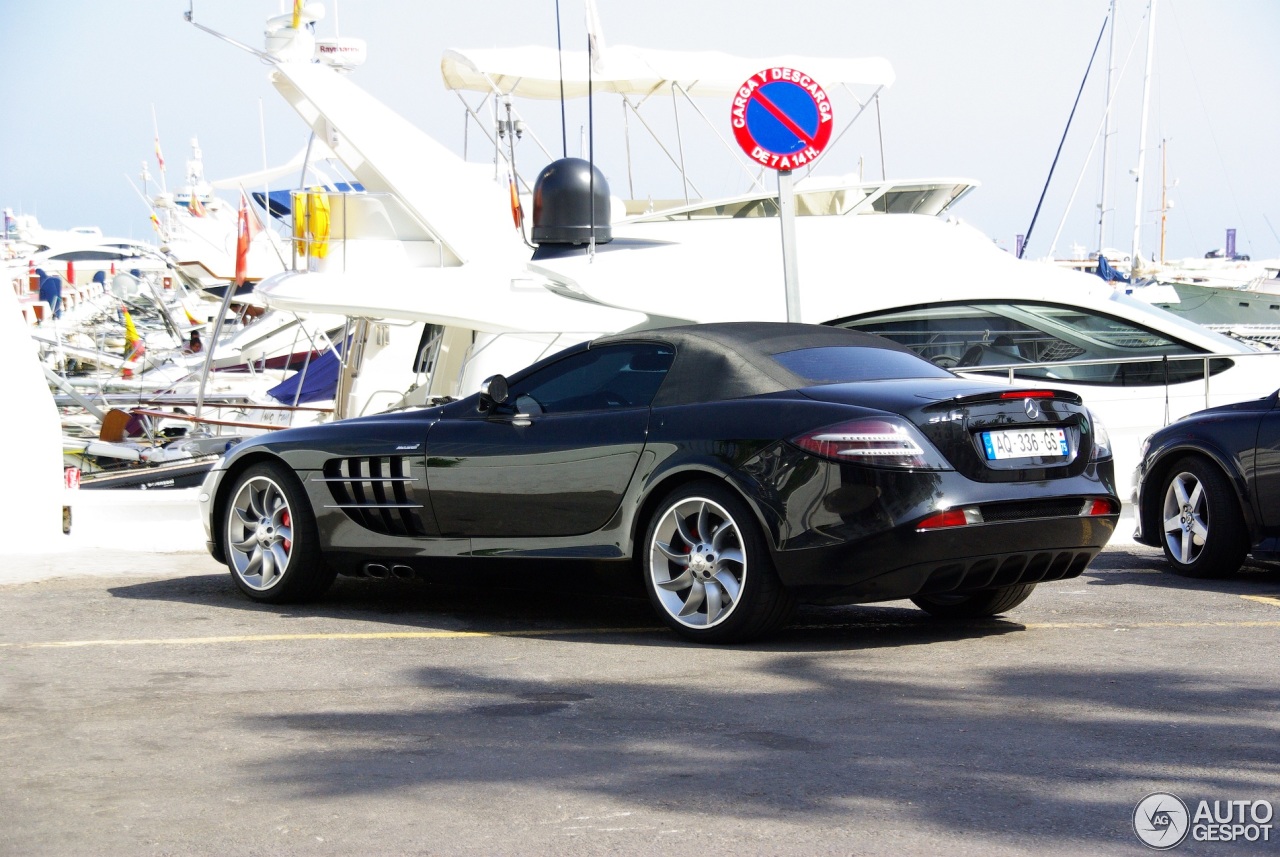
<box><xmin>195</xmin><ymin>9</ymin><xmax>1280</xmax><ymax>504</ymax></box>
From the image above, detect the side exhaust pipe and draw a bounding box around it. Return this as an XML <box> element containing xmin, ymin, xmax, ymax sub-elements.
<box><xmin>364</xmin><ymin>563</ymin><xmax>390</xmax><ymax>579</ymax></box>
<box><xmin>391</xmin><ymin>564</ymin><xmax>416</xmax><ymax>581</ymax></box>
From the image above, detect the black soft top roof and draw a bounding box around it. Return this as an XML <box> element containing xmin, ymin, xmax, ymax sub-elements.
<box><xmin>592</xmin><ymin>322</ymin><xmax>922</xmax><ymax>407</ymax></box>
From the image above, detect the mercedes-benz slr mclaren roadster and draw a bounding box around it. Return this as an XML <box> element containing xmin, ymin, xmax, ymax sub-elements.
<box><xmin>199</xmin><ymin>323</ymin><xmax>1120</xmax><ymax>643</ymax></box>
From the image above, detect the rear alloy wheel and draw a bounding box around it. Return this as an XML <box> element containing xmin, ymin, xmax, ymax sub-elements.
<box><xmin>223</xmin><ymin>461</ymin><xmax>335</xmax><ymax>603</ymax></box>
<box><xmin>1158</xmin><ymin>457</ymin><xmax>1247</xmax><ymax>578</ymax></box>
<box><xmin>911</xmin><ymin>584</ymin><xmax>1037</xmax><ymax>619</ymax></box>
<box><xmin>643</xmin><ymin>482</ymin><xmax>792</xmax><ymax>643</ymax></box>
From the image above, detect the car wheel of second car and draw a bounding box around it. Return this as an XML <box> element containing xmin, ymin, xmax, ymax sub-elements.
<box><xmin>223</xmin><ymin>461</ymin><xmax>336</xmax><ymax>603</ymax></box>
<box><xmin>643</xmin><ymin>482</ymin><xmax>793</xmax><ymax>644</ymax></box>
<box><xmin>1158</xmin><ymin>456</ymin><xmax>1248</xmax><ymax>578</ymax></box>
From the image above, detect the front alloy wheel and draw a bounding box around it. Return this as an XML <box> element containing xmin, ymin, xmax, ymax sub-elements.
<box><xmin>1158</xmin><ymin>457</ymin><xmax>1247</xmax><ymax>578</ymax></box>
<box><xmin>223</xmin><ymin>461</ymin><xmax>335</xmax><ymax>602</ymax></box>
<box><xmin>227</xmin><ymin>473</ymin><xmax>295</xmax><ymax>592</ymax></box>
<box><xmin>643</xmin><ymin>482</ymin><xmax>791</xmax><ymax>643</ymax></box>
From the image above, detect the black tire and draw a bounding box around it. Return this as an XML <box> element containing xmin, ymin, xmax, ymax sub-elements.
<box><xmin>642</xmin><ymin>481</ymin><xmax>793</xmax><ymax>643</ymax></box>
<box><xmin>1157</xmin><ymin>456</ymin><xmax>1248</xmax><ymax>578</ymax></box>
<box><xmin>222</xmin><ymin>460</ymin><xmax>336</xmax><ymax>603</ymax></box>
<box><xmin>911</xmin><ymin>584</ymin><xmax>1037</xmax><ymax>619</ymax></box>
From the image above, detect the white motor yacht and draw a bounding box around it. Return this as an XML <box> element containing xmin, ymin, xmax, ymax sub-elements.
<box><xmin>190</xmin><ymin>8</ymin><xmax>1280</xmax><ymax>506</ymax></box>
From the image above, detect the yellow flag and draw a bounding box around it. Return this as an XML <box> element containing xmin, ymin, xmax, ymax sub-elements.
<box><xmin>122</xmin><ymin>308</ymin><xmax>140</xmax><ymax>346</ymax></box>
<box><xmin>308</xmin><ymin>189</ymin><xmax>331</xmax><ymax>259</ymax></box>
<box><xmin>292</xmin><ymin>0</ymin><xmax>304</xmax><ymax>29</ymax></box>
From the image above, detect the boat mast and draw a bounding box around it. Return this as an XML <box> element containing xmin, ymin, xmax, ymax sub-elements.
<box><xmin>1159</xmin><ymin>138</ymin><xmax>1169</xmax><ymax>263</ymax></box>
<box><xmin>1131</xmin><ymin>0</ymin><xmax>1158</xmax><ymax>271</ymax></box>
<box><xmin>1097</xmin><ymin>0</ymin><xmax>1119</xmax><ymax>254</ymax></box>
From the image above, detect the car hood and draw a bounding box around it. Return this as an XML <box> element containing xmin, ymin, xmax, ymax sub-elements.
<box><xmin>1175</xmin><ymin>393</ymin><xmax>1276</xmax><ymax>421</ymax></box>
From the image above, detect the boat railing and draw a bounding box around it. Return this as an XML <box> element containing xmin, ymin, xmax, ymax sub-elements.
<box><xmin>955</xmin><ymin>348</ymin><xmax>1276</xmax><ymax>418</ymax></box>
<box><xmin>125</xmin><ymin>401</ymin><xmax>334</xmax><ymax>434</ymax></box>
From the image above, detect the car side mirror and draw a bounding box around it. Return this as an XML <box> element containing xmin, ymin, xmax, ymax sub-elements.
<box><xmin>477</xmin><ymin>375</ymin><xmax>510</xmax><ymax>413</ymax></box>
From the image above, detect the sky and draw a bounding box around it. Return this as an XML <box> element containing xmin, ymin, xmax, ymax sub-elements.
<box><xmin>2</xmin><ymin>0</ymin><xmax>1278</xmax><ymax>262</ymax></box>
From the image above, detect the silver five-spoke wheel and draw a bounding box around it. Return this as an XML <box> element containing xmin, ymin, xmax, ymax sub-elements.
<box><xmin>1162</xmin><ymin>470</ymin><xmax>1207</xmax><ymax>566</ymax></box>
<box><xmin>227</xmin><ymin>474</ymin><xmax>295</xmax><ymax>591</ymax></box>
<box><xmin>1154</xmin><ymin>457</ymin><xmax>1246</xmax><ymax>579</ymax></box>
<box><xmin>649</xmin><ymin>495</ymin><xmax>746</xmax><ymax>629</ymax></box>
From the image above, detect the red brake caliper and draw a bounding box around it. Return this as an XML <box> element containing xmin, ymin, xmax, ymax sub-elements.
<box><xmin>281</xmin><ymin>510</ymin><xmax>292</xmax><ymax>553</ymax></box>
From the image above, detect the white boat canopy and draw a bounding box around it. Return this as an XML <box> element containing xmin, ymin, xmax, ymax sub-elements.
<box><xmin>441</xmin><ymin>45</ymin><xmax>895</xmax><ymax>99</ymax></box>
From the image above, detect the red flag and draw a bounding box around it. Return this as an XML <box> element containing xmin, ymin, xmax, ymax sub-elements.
<box><xmin>234</xmin><ymin>194</ymin><xmax>250</xmax><ymax>286</ymax></box>
<box><xmin>189</xmin><ymin>193</ymin><xmax>206</xmax><ymax>217</ymax></box>
<box><xmin>154</xmin><ymin>137</ymin><xmax>165</xmax><ymax>171</ymax></box>
<box><xmin>509</xmin><ymin>174</ymin><xmax>524</xmax><ymax>230</ymax></box>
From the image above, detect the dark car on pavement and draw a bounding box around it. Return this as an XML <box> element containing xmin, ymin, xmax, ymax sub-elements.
<box><xmin>1133</xmin><ymin>388</ymin><xmax>1280</xmax><ymax>577</ymax></box>
<box><xmin>199</xmin><ymin>322</ymin><xmax>1120</xmax><ymax>643</ymax></box>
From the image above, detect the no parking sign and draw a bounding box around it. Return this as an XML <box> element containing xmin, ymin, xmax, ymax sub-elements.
<box><xmin>730</xmin><ymin>67</ymin><xmax>834</xmax><ymax>320</ymax></box>
<box><xmin>731</xmin><ymin>68</ymin><xmax>834</xmax><ymax>170</ymax></box>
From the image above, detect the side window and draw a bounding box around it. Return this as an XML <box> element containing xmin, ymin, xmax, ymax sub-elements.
<box><xmin>510</xmin><ymin>344</ymin><xmax>675</xmax><ymax>414</ymax></box>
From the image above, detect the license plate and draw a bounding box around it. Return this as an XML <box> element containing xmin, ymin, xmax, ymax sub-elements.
<box><xmin>981</xmin><ymin>427</ymin><xmax>1068</xmax><ymax>461</ymax></box>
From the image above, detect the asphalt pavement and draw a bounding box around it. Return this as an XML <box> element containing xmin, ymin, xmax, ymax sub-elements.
<box><xmin>2</xmin><ymin>541</ymin><xmax>1279</xmax><ymax>856</ymax></box>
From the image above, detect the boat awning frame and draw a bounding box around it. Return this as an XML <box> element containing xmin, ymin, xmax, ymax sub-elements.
<box><xmin>442</xmin><ymin>45</ymin><xmax>896</xmax><ymax>203</ymax></box>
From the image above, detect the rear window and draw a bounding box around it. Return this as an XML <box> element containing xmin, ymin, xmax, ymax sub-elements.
<box><xmin>773</xmin><ymin>346</ymin><xmax>952</xmax><ymax>384</ymax></box>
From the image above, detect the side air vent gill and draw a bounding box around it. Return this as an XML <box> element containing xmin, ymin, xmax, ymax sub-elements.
<box><xmin>318</xmin><ymin>456</ymin><xmax>428</xmax><ymax>537</ymax></box>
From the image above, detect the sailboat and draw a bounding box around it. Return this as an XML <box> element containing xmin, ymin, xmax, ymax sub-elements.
<box><xmin>1040</xmin><ymin>0</ymin><xmax>1280</xmax><ymax>337</ymax></box>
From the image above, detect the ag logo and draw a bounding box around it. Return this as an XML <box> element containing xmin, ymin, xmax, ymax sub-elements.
<box><xmin>1134</xmin><ymin>792</ymin><xmax>1190</xmax><ymax>849</ymax></box>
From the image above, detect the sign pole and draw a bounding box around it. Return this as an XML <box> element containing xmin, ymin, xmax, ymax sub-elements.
<box><xmin>777</xmin><ymin>169</ymin><xmax>800</xmax><ymax>321</ymax></box>
<box><xmin>730</xmin><ymin>67</ymin><xmax>832</xmax><ymax>325</ymax></box>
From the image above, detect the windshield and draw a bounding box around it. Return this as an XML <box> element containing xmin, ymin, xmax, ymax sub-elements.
<box><xmin>834</xmin><ymin>300</ymin><xmax>1235</xmax><ymax>386</ymax></box>
<box><xmin>1108</xmin><ymin>291</ymin><xmax>1260</xmax><ymax>353</ymax></box>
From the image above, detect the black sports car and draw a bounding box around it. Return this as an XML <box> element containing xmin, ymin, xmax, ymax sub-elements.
<box><xmin>199</xmin><ymin>322</ymin><xmax>1120</xmax><ymax>643</ymax></box>
<box><xmin>1133</xmin><ymin>389</ymin><xmax>1280</xmax><ymax>577</ymax></box>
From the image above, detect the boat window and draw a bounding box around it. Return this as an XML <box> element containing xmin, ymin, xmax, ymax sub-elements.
<box><xmin>831</xmin><ymin>301</ymin><xmax>1234</xmax><ymax>386</ymax></box>
<box><xmin>871</xmin><ymin>185</ymin><xmax>970</xmax><ymax>215</ymax></box>
<box><xmin>773</xmin><ymin>346</ymin><xmax>952</xmax><ymax>384</ymax></box>
<box><xmin>48</xmin><ymin>249</ymin><xmax>130</xmax><ymax>262</ymax></box>
<box><xmin>413</xmin><ymin>323</ymin><xmax>445</xmax><ymax>375</ymax></box>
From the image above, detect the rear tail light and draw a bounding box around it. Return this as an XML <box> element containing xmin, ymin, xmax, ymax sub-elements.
<box><xmin>916</xmin><ymin>507</ymin><xmax>983</xmax><ymax>531</ymax></box>
<box><xmin>792</xmin><ymin>417</ymin><xmax>952</xmax><ymax>470</ymax></box>
<box><xmin>1085</xmin><ymin>498</ymin><xmax>1119</xmax><ymax>516</ymax></box>
<box><xmin>918</xmin><ymin>498</ymin><xmax>1117</xmax><ymax>531</ymax></box>
<box><xmin>999</xmin><ymin>390</ymin><xmax>1057</xmax><ymax>399</ymax></box>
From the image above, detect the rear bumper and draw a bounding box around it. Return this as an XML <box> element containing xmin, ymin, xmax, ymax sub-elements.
<box><xmin>774</xmin><ymin>511</ymin><xmax>1117</xmax><ymax>605</ymax></box>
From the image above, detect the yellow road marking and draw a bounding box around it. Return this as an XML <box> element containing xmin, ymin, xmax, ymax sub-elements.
<box><xmin>2</xmin><ymin>620</ymin><xmax>1279</xmax><ymax>650</ymax></box>
<box><xmin>1240</xmin><ymin>594</ymin><xmax>1280</xmax><ymax>608</ymax></box>
<box><xmin>797</xmin><ymin>620</ymin><xmax>1280</xmax><ymax>632</ymax></box>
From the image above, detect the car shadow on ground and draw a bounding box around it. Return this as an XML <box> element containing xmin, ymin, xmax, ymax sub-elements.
<box><xmin>1085</xmin><ymin>545</ymin><xmax>1280</xmax><ymax>594</ymax></box>
<box><xmin>107</xmin><ymin>559</ymin><xmax>1024</xmax><ymax>653</ymax></box>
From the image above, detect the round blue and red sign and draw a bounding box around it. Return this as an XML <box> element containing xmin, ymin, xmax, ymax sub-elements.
<box><xmin>731</xmin><ymin>68</ymin><xmax>834</xmax><ymax>171</ymax></box>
